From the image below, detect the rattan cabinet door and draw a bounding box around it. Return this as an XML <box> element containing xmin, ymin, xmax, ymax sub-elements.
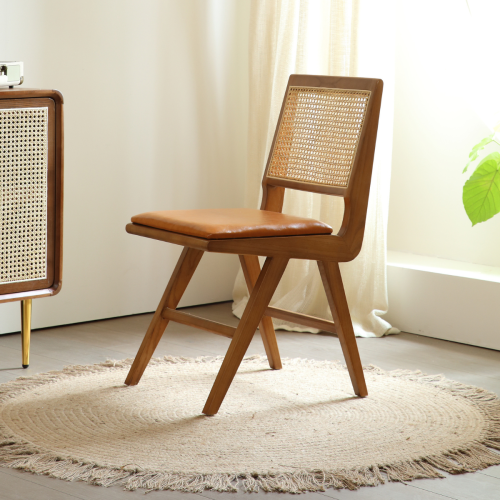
<box><xmin>0</xmin><ymin>98</ymin><xmax>56</xmax><ymax>294</ymax></box>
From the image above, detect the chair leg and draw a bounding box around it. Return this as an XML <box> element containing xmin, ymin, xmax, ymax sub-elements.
<box><xmin>21</xmin><ymin>299</ymin><xmax>32</xmax><ymax>368</ymax></box>
<box><xmin>317</xmin><ymin>261</ymin><xmax>368</xmax><ymax>397</ymax></box>
<box><xmin>125</xmin><ymin>247</ymin><xmax>204</xmax><ymax>386</ymax></box>
<box><xmin>239</xmin><ymin>255</ymin><xmax>282</xmax><ymax>370</ymax></box>
<box><xmin>203</xmin><ymin>256</ymin><xmax>288</xmax><ymax>415</ymax></box>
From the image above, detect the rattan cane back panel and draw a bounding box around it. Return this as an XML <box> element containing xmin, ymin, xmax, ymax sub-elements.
<box><xmin>0</xmin><ymin>107</ymin><xmax>48</xmax><ymax>284</ymax></box>
<box><xmin>267</xmin><ymin>87</ymin><xmax>371</xmax><ymax>189</ymax></box>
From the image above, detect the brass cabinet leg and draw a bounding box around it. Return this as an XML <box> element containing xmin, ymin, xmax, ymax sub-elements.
<box><xmin>21</xmin><ymin>299</ymin><xmax>32</xmax><ymax>368</ymax></box>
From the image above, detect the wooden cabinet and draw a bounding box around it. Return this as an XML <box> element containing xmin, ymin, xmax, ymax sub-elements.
<box><xmin>0</xmin><ymin>88</ymin><xmax>64</xmax><ymax>367</ymax></box>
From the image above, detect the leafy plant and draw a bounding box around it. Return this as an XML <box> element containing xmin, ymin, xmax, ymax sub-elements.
<box><xmin>463</xmin><ymin>125</ymin><xmax>500</xmax><ymax>226</ymax></box>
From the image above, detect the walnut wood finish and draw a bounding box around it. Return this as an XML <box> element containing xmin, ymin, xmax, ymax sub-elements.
<box><xmin>126</xmin><ymin>75</ymin><xmax>383</xmax><ymax>414</ymax></box>
<box><xmin>125</xmin><ymin>248</ymin><xmax>204</xmax><ymax>385</ymax></box>
<box><xmin>318</xmin><ymin>261</ymin><xmax>367</xmax><ymax>396</ymax></box>
<box><xmin>260</xmin><ymin>75</ymin><xmax>383</xmax><ymax>262</ymax></box>
<box><xmin>126</xmin><ymin>224</ymin><xmax>352</xmax><ymax>262</ymax></box>
<box><xmin>239</xmin><ymin>255</ymin><xmax>282</xmax><ymax>369</ymax></box>
<box><xmin>126</xmin><ymin>223</ymin><xmax>209</xmax><ymax>251</ymax></box>
<box><xmin>0</xmin><ymin>88</ymin><xmax>64</xmax><ymax>370</ymax></box>
<box><xmin>0</xmin><ymin>88</ymin><xmax>64</xmax><ymax>303</ymax></box>
<box><xmin>162</xmin><ymin>307</ymin><xmax>235</xmax><ymax>338</ymax></box>
<box><xmin>265</xmin><ymin>306</ymin><xmax>336</xmax><ymax>334</ymax></box>
<box><xmin>203</xmin><ymin>256</ymin><xmax>289</xmax><ymax>415</ymax></box>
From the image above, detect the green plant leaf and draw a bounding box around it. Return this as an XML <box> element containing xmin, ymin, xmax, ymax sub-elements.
<box><xmin>463</xmin><ymin>152</ymin><xmax>500</xmax><ymax>225</ymax></box>
<box><xmin>463</xmin><ymin>134</ymin><xmax>494</xmax><ymax>173</ymax></box>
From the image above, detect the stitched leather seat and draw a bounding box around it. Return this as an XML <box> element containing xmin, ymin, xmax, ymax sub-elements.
<box><xmin>131</xmin><ymin>208</ymin><xmax>333</xmax><ymax>240</ymax></box>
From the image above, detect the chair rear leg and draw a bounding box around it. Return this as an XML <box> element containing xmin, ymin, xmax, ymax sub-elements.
<box><xmin>318</xmin><ymin>261</ymin><xmax>368</xmax><ymax>397</ymax></box>
<box><xmin>125</xmin><ymin>247</ymin><xmax>204</xmax><ymax>386</ymax></box>
<box><xmin>203</xmin><ymin>256</ymin><xmax>288</xmax><ymax>415</ymax></box>
<box><xmin>239</xmin><ymin>255</ymin><xmax>282</xmax><ymax>370</ymax></box>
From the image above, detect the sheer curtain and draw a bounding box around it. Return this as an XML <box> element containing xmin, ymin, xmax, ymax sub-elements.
<box><xmin>233</xmin><ymin>0</ymin><xmax>398</xmax><ymax>337</ymax></box>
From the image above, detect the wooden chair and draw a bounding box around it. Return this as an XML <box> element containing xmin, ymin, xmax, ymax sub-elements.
<box><xmin>124</xmin><ymin>75</ymin><xmax>383</xmax><ymax>415</ymax></box>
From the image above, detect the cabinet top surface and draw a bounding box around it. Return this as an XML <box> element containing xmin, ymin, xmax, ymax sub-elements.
<box><xmin>0</xmin><ymin>87</ymin><xmax>63</xmax><ymax>103</ymax></box>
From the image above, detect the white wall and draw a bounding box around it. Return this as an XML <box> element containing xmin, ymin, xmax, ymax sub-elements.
<box><xmin>388</xmin><ymin>0</ymin><xmax>500</xmax><ymax>266</ymax></box>
<box><xmin>386</xmin><ymin>1</ymin><xmax>500</xmax><ymax>348</ymax></box>
<box><xmin>0</xmin><ymin>0</ymin><xmax>250</xmax><ymax>334</ymax></box>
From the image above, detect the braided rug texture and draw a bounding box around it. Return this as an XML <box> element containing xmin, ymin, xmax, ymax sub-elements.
<box><xmin>0</xmin><ymin>356</ymin><xmax>499</xmax><ymax>493</ymax></box>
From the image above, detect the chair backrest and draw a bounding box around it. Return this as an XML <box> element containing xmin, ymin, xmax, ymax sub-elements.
<box><xmin>260</xmin><ymin>75</ymin><xmax>383</xmax><ymax>255</ymax></box>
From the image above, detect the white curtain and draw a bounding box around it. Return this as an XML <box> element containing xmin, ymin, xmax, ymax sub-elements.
<box><xmin>233</xmin><ymin>0</ymin><xmax>398</xmax><ymax>337</ymax></box>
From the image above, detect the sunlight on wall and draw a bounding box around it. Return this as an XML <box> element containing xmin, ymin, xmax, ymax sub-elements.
<box><xmin>466</xmin><ymin>0</ymin><xmax>500</xmax><ymax>128</ymax></box>
<box><xmin>388</xmin><ymin>0</ymin><xmax>500</xmax><ymax>268</ymax></box>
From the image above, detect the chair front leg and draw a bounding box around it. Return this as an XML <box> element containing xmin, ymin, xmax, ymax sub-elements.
<box><xmin>318</xmin><ymin>261</ymin><xmax>368</xmax><ymax>397</ymax></box>
<box><xmin>203</xmin><ymin>256</ymin><xmax>289</xmax><ymax>415</ymax></box>
<box><xmin>125</xmin><ymin>247</ymin><xmax>204</xmax><ymax>386</ymax></box>
<box><xmin>239</xmin><ymin>255</ymin><xmax>282</xmax><ymax>370</ymax></box>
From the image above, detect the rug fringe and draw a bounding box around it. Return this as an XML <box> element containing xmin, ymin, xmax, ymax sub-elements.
<box><xmin>0</xmin><ymin>355</ymin><xmax>499</xmax><ymax>493</ymax></box>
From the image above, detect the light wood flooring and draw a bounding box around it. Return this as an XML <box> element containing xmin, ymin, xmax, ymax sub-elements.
<box><xmin>0</xmin><ymin>302</ymin><xmax>499</xmax><ymax>500</ymax></box>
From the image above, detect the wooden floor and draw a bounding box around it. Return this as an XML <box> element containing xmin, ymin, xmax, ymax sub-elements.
<box><xmin>0</xmin><ymin>302</ymin><xmax>499</xmax><ymax>500</ymax></box>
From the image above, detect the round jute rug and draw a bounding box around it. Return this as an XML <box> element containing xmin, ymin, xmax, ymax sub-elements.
<box><xmin>0</xmin><ymin>356</ymin><xmax>499</xmax><ymax>494</ymax></box>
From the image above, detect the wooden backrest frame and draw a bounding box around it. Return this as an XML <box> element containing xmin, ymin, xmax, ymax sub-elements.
<box><xmin>260</xmin><ymin>75</ymin><xmax>383</xmax><ymax>259</ymax></box>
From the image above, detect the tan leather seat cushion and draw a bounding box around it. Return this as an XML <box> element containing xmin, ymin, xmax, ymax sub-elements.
<box><xmin>131</xmin><ymin>208</ymin><xmax>333</xmax><ymax>240</ymax></box>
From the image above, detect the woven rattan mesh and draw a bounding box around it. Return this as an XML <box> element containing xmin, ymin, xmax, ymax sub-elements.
<box><xmin>268</xmin><ymin>87</ymin><xmax>371</xmax><ymax>188</ymax></box>
<box><xmin>0</xmin><ymin>107</ymin><xmax>48</xmax><ymax>283</ymax></box>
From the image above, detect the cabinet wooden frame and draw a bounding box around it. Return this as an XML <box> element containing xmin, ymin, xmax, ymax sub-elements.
<box><xmin>0</xmin><ymin>87</ymin><xmax>64</xmax><ymax>367</ymax></box>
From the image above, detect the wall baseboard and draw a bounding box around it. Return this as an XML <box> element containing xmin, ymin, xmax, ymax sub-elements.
<box><xmin>385</xmin><ymin>251</ymin><xmax>500</xmax><ymax>351</ymax></box>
